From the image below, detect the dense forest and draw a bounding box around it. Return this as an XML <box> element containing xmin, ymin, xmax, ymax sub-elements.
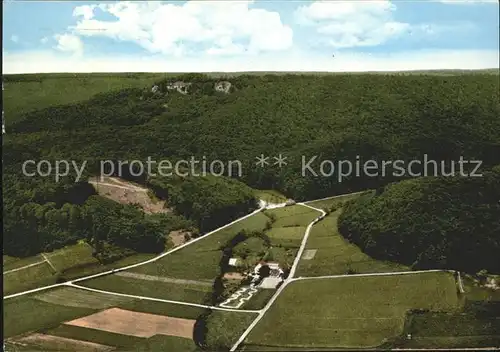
<box><xmin>338</xmin><ymin>168</ymin><xmax>500</xmax><ymax>274</ymax></box>
<box><xmin>3</xmin><ymin>72</ymin><xmax>499</xmax><ymax>262</ymax></box>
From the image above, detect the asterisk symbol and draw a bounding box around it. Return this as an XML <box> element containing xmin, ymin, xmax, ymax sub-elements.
<box><xmin>255</xmin><ymin>154</ymin><xmax>269</xmax><ymax>168</ymax></box>
<box><xmin>273</xmin><ymin>154</ymin><xmax>287</xmax><ymax>167</ymax></box>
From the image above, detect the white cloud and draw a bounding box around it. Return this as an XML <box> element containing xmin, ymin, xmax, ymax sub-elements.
<box><xmin>72</xmin><ymin>4</ymin><xmax>97</xmax><ymax>20</ymax></box>
<box><xmin>69</xmin><ymin>1</ymin><xmax>293</xmax><ymax>56</ymax></box>
<box><xmin>10</xmin><ymin>35</ymin><xmax>19</xmax><ymax>43</ymax></box>
<box><xmin>41</xmin><ymin>37</ymin><xmax>49</xmax><ymax>44</ymax></box>
<box><xmin>3</xmin><ymin>49</ymin><xmax>498</xmax><ymax>74</ymax></box>
<box><xmin>295</xmin><ymin>1</ymin><xmax>416</xmax><ymax>48</ymax></box>
<box><xmin>53</xmin><ymin>33</ymin><xmax>84</xmax><ymax>56</ymax></box>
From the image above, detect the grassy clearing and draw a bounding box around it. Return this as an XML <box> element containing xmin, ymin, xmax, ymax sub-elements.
<box><xmin>4</xmin><ymin>296</ymin><xmax>97</xmax><ymax>338</ymax></box>
<box><xmin>119</xmin><ymin>299</ymin><xmax>205</xmax><ymax>320</ymax></box>
<box><xmin>254</xmin><ymin>189</ymin><xmax>287</xmax><ymax>203</ymax></box>
<box><xmin>264</xmin><ymin>205</ymin><xmax>319</xmax><ymax>228</ymax></box>
<box><xmin>119</xmin><ymin>335</ymin><xmax>198</xmax><ymax>352</ymax></box>
<box><xmin>387</xmin><ymin>300</ymin><xmax>500</xmax><ymax>348</ymax></box>
<box><xmin>61</xmin><ymin>253</ymin><xmax>156</xmax><ymax>280</ymax></box>
<box><xmin>44</xmin><ymin>243</ymin><xmax>98</xmax><ymax>272</ymax></box>
<box><xmin>297</xmin><ymin>209</ymin><xmax>408</xmax><ymax>277</ymax></box>
<box><xmin>129</xmin><ymin>212</ymin><xmax>269</xmax><ymax>280</ymax></box>
<box><xmin>81</xmin><ymin>275</ymin><xmax>212</xmax><ymax>304</ymax></box>
<box><xmin>3</xmin><ymin>243</ymin><xmax>155</xmax><ymax>295</ymax></box>
<box><xmin>4</xmin><ymin>261</ymin><xmax>57</xmax><ymax>296</ymax></box>
<box><xmin>34</xmin><ymin>286</ymin><xmax>133</xmax><ymax>309</ymax></box>
<box><xmin>245</xmin><ymin>272</ymin><xmax>459</xmax><ymax>349</ymax></box>
<box><xmin>204</xmin><ymin>311</ymin><xmax>258</xmax><ymax>350</ymax></box>
<box><xmin>265</xmin><ymin>226</ymin><xmax>306</xmax><ymax>248</ymax></box>
<box><xmin>305</xmin><ymin>192</ymin><xmax>365</xmax><ymax>211</ymax></box>
<box><xmin>242</xmin><ymin>289</ymin><xmax>276</xmax><ymax>310</ymax></box>
<box><xmin>4</xmin><ymin>244</ymin><xmax>97</xmax><ymax>295</ymax></box>
<box><xmin>3</xmin><ymin>74</ymin><xmax>163</xmax><ymax>126</ymax></box>
<box><xmin>3</xmin><ymin>255</ymin><xmax>44</xmax><ymax>272</ymax></box>
<box><xmin>44</xmin><ymin>325</ymin><xmax>144</xmax><ymax>348</ymax></box>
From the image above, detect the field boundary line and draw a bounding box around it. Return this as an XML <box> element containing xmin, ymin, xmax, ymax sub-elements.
<box><xmin>41</xmin><ymin>253</ymin><xmax>57</xmax><ymax>273</ymax></box>
<box><xmin>291</xmin><ymin>269</ymin><xmax>451</xmax><ymax>282</ymax></box>
<box><xmin>3</xmin><ymin>190</ymin><xmax>362</xmax><ymax>300</ymax></box>
<box><xmin>3</xmin><ymin>260</ymin><xmax>46</xmax><ymax>274</ymax></box>
<box><xmin>456</xmin><ymin>271</ymin><xmax>465</xmax><ymax>293</ymax></box>
<box><xmin>113</xmin><ymin>271</ymin><xmax>213</xmax><ymax>287</ymax></box>
<box><xmin>68</xmin><ymin>283</ymin><xmax>261</xmax><ymax>314</ymax></box>
<box><xmin>229</xmin><ymin>203</ymin><xmax>326</xmax><ymax>352</ymax></box>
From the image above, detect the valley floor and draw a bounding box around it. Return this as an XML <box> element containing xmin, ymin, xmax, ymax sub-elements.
<box><xmin>4</xmin><ymin>192</ymin><xmax>499</xmax><ymax>351</ymax></box>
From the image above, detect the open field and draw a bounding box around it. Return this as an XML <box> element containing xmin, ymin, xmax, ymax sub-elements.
<box><xmin>81</xmin><ymin>274</ymin><xmax>212</xmax><ymax>304</ymax></box>
<box><xmin>242</xmin><ymin>289</ymin><xmax>276</xmax><ymax>310</ymax></box>
<box><xmin>265</xmin><ymin>226</ymin><xmax>307</xmax><ymax>248</ymax></box>
<box><xmin>44</xmin><ymin>242</ymin><xmax>99</xmax><ymax>272</ymax></box>
<box><xmin>11</xmin><ymin>333</ymin><xmax>114</xmax><ymax>352</ymax></box>
<box><xmin>65</xmin><ymin>307</ymin><xmax>196</xmax><ymax>338</ymax></box>
<box><xmin>204</xmin><ymin>310</ymin><xmax>259</xmax><ymax>350</ymax></box>
<box><xmin>4</xmin><ymin>296</ymin><xmax>97</xmax><ymax>338</ymax></box>
<box><xmin>44</xmin><ymin>325</ymin><xmax>145</xmax><ymax>348</ymax></box>
<box><xmin>3</xmin><ymin>255</ymin><xmax>45</xmax><ymax>272</ymax></box>
<box><xmin>4</xmin><ymin>261</ymin><xmax>57</xmax><ymax>296</ymax></box>
<box><xmin>34</xmin><ymin>286</ymin><xmax>133</xmax><ymax>309</ymax></box>
<box><xmin>297</xmin><ymin>209</ymin><xmax>408</xmax><ymax>277</ymax></box>
<box><xmin>118</xmin><ymin>299</ymin><xmax>206</xmax><ymax>319</ymax></box>
<box><xmin>386</xmin><ymin>300</ymin><xmax>500</xmax><ymax>348</ymax></box>
<box><xmin>244</xmin><ymin>272</ymin><xmax>459</xmax><ymax>349</ymax></box>
<box><xmin>119</xmin><ymin>335</ymin><xmax>198</xmax><ymax>351</ymax></box>
<box><xmin>4</xmin><ymin>243</ymin><xmax>98</xmax><ymax>295</ymax></box>
<box><xmin>264</xmin><ymin>205</ymin><xmax>319</xmax><ymax>228</ymax></box>
<box><xmin>126</xmin><ymin>212</ymin><xmax>269</xmax><ymax>280</ymax></box>
<box><xmin>3</xmin><ymin>242</ymin><xmax>155</xmax><ymax>295</ymax></box>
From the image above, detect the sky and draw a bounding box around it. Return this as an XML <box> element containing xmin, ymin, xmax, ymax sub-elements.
<box><xmin>3</xmin><ymin>0</ymin><xmax>499</xmax><ymax>73</ymax></box>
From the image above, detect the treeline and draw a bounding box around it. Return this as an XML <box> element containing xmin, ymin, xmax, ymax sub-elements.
<box><xmin>6</xmin><ymin>73</ymin><xmax>499</xmax><ymax>201</ymax></box>
<box><xmin>3</xmin><ymin>175</ymin><xmax>195</xmax><ymax>258</ymax></box>
<box><xmin>3</xmin><ymin>162</ymin><xmax>255</xmax><ymax>258</ymax></box>
<box><xmin>338</xmin><ymin>168</ymin><xmax>500</xmax><ymax>274</ymax></box>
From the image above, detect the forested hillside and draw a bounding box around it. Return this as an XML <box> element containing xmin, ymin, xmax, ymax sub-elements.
<box><xmin>3</xmin><ymin>72</ymin><xmax>499</xmax><ymax>261</ymax></box>
<box><xmin>338</xmin><ymin>168</ymin><xmax>500</xmax><ymax>274</ymax></box>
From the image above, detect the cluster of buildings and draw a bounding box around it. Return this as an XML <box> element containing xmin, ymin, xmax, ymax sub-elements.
<box><xmin>229</xmin><ymin>258</ymin><xmax>285</xmax><ymax>289</ymax></box>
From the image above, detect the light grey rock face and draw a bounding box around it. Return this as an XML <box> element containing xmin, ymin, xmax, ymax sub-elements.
<box><xmin>166</xmin><ymin>81</ymin><xmax>191</xmax><ymax>94</ymax></box>
<box><xmin>214</xmin><ymin>81</ymin><xmax>232</xmax><ymax>93</ymax></box>
<box><xmin>151</xmin><ymin>85</ymin><xmax>159</xmax><ymax>93</ymax></box>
